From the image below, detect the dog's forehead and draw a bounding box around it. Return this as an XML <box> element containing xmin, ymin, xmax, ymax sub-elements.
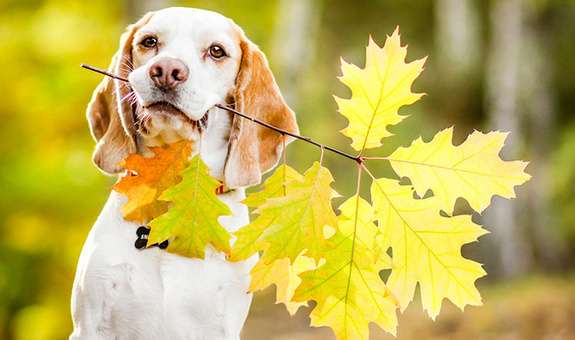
<box><xmin>142</xmin><ymin>7</ymin><xmax>237</xmax><ymax>40</ymax></box>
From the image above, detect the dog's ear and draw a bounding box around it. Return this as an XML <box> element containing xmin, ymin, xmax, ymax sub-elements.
<box><xmin>224</xmin><ymin>35</ymin><xmax>299</xmax><ymax>188</ymax></box>
<box><xmin>87</xmin><ymin>12</ymin><xmax>154</xmax><ymax>174</ymax></box>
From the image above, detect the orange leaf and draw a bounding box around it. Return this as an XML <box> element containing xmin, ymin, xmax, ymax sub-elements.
<box><xmin>113</xmin><ymin>141</ymin><xmax>192</xmax><ymax>223</ymax></box>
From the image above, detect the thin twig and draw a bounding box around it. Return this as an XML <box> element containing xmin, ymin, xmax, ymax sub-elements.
<box><xmin>81</xmin><ymin>64</ymin><xmax>128</xmax><ymax>82</ymax></box>
<box><xmin>81</xmin><ymin>63</ymin><xmax>362</xmax><ymax>164</ymax></box>
<box><xmin>214</xmin><ymin>104</ymin><xmax>361</xmax><ymax>163</ymax></box>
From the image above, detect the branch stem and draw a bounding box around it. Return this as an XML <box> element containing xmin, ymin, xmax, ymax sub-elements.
<box><xmin>215</xmin><ymin>104</ymin><xmax>360</xmax><ymax>162</ymax></box>
<box><xmin>81</xmin><ymin>64</ymin><xmax>128</xmax><ymax>82</ymax></box>
<box><xmin>81</xmin><ymin>63</ymin><xmax>362</xmax><ymax>164</ymax></box>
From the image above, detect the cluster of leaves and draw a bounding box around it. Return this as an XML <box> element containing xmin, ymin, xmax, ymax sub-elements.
<box><xmin>114</xmin><ymin>142</ymin><xmax>232</xmax><ymax>258</ymax></box>
<box><xmin>114</xmin><ymin>29</ymin><xmax>530</xmax><ymax>339</ymax></box>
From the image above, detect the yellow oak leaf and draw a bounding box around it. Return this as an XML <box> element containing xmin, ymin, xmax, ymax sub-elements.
<box><xmin>388</xmin><ymin>127</ymin><xmax>531</xmax><ymax>213</ymax></box>
<box><xmin>113</xmin><ymin>141</ymin><xmax>192</xmax><ymax>223</ymax></box>
<box><xmin>371</xmin><ymin>177</ymin><xmax>488</xmax><ymax>319</ymax></box>
<box><xmin>249</xmin><ymin>254</ymin><xmax>316</xmax><ymax>315</ymax></box>
<box><xmin>257</xmin><ymin>162</ymin><xmax>338</xmax><ymax>264</ymax></box>
<box><xmin>243</xmin><ymin>164</ymin><xmax>304</xmax><ymax>208</ymax></box>
<box><xmin>293</xmin><ymin>196</ymin><xmax>397</xmax><ymax>340</ymax></box>
<box><xmin>230</xmin><ymin>164</ymin><xmax>304</xmax><ymax>262</ymax></box>
<box><xmin>147</xmin><ymin>156</ymin><xmax>231</xmax><ymax>259</ymax></box>
<box><xmin>232</xmin><ymin>165</ymin><xmax>317</xmax><ymax>314</ymax></box>
<box><xmin>336</xmin><ymin>28</ymin><xmax>426</xmax><ymax>152</ymax></box>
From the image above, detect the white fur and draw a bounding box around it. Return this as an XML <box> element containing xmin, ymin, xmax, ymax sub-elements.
<box><xmin>71</xmin><ymin>8</ymin><xmax>258</xmax><ymax>340</ymax></box>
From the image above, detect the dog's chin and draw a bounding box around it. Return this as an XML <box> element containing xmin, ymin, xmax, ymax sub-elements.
<box><xmin>137</xmin><ymin>102</ymin><xmax>210</xmax><ymax>145</ymax></box>
<box><xmin>145</xmin><ymin>101</ymin><xmax>208</xmax><ymax>124</ymax></box>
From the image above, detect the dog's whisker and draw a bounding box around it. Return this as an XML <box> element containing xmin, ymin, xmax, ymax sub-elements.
<box><xmin>121</xmin><ymin>91</ymin><xmax>137</xmax><ymax>104</ymax></box>
<box><xmin>119</xmin><ymin>81</ymin><xmax>131</xmax><ymax>90</ymax></box>
<box><xmin>121</xmin><ymin>54</ymin><xmax>134</xmax><ymax>67</ymax></box>
<box><xmin>119</xmin><ymin>61</ymin><xmax>133</xmax><ymax>72</ymax></box>
<box><xmin>119</xmin><ymin>66</ymin><xmax>133</xmax><ymax>76</ymax></box>
<box><xmin>120</xmin><ymin>63</ymin><xmax>133</xmax><ymax>73</ymax></box>
<box><xmin>119</xmin><ymin>82</ymin><xmax>135</xmax><ymax>97</ymax></box>
<box><xmin>120</xmin><ymin>55</ymin><xmax>134</xmax><ymax>71</ymax></box>
<box><xmin>136</xmin><ymin>109</ymin><xmax>151</xmax><ymax>120</ymax></box>
<box><xmin>129</xmin><ymin>97</ymin><xmax>139</xmax><ymax>107</ymax></box>
<box><xmin>121</xmin><ymin>91</ymin><xmax>134</xmax><ymax>102</ymax></box>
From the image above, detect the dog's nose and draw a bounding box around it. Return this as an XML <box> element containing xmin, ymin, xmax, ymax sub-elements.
<box><xmin>148</xmin><ymin>58</ymin><xmax>189</xmax><ymax>90</ymax></box>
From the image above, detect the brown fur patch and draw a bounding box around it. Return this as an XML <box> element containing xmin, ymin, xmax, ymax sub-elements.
<box><xmin>86</xmin><ymin>12</ymin><xmax>154</xmax><ymax>175</ymax></box>
<box><xmin>224</xmin><ymin>27</ymin><xmax>299</xmax><ymax>188</ymax></box>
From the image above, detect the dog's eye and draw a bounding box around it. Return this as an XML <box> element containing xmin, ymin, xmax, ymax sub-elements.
<box><xmin>140</xmin><ymin>36</ymin><xmax>158</xmax><ymax>48</ymax></box>
<box><xmin>209</xmin><ymin>45</ymin><xmax>227</xmax><ymax>59</ymax></box>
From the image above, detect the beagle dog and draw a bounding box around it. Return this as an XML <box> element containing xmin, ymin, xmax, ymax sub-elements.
<box><xmin>70</xmin><ymin>8</ymin><xmax>298</xmax><ymax>340</ymax></box>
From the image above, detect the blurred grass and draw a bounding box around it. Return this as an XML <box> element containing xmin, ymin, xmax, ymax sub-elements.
<box><xmin>243</xmin><ymin>275</ymin><xmax>575</xmax><ymax>340</ymax></box>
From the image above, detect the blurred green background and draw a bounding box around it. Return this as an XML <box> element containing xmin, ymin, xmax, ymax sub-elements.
<box><xmin>1</xmin><ymin>0</ymin><xmax>575</xmax><ymax>339</ymax></box>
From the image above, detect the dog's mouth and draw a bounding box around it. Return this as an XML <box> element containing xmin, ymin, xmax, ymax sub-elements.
<box><xmin>144</xmin><ymin>101</ymin><xmax>208</xmax><ymax>126</ymax></box>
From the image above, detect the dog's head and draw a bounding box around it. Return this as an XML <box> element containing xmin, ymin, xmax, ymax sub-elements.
<box><xmin>87</xmin><ymin>8</ymin><xmax>298</xmax><ymax>188</ymax></box>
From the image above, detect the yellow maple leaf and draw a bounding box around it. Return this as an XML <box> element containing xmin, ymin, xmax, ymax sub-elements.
<box><xmin>388</xmin><ymin>127</ymin><xmax>531</xmax><ymax>213</ymax></box>
<box><xmin>147</xmin><ymin>156</ymin><xmax>231</xmax><ymax>258</ymax></box>
<box><xmin>370</xmin><ymin>177</ymin><xmax>488</xmax><ymax>319</ymax></box>
<box><xmin>230</xmin><ymin>164</ymin><xmax>303</xmax><ymax>262</ymax></box>
<box><xmin>336</xmin><ymin>28</ymin><xmax>426</xmax><ymax>152</ymax></box>
<box><xmin>293</xmin><ymin>196</ymin><xmax>397</xmax><ymax>340</ymax></box>
<box><xmin>257</xmin><ymin>162</ymin><xmax>339</xmax><ymax>264</ymax></box>
<box><xmin>113</xmin><ymin>141</ymin><xmax>192</xmax><ymax>223</ymax></box>
<box><xmin>249</xmin><ymin>254</ymin><xmax>316</xmax><ymax>315</ymax></box>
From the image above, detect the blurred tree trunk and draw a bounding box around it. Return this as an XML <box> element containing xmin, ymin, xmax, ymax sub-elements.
<box><xmin>485</xmin><ymin>0</ymin><xmax>532</xmax><ymax>277</ymax></box>
<box><xmin>434</xmin><ymin>0</ymin><xmax>480</xmax><ymax>127</ymax></box>
<box><xmin>271</xmin><ymin>0</ymin><xmax>322</xmax><ymax>106</ymax></box>
<box><xmin>435</xmin><ymin>0</ymin><xmax>479</xmax><ymax>80</ymax></box>
<box><xmin>520</xmin><ymin>5</ymin><xmax>566</xmax><ymax>268</ymax></box>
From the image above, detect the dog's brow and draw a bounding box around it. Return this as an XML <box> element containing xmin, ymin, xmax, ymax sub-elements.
<box><xmin>205</xmin><ymin>36</ymin><xmax>237</xmax><ymax>53</ymax></box>
<box><xmin>134</xmin><ymin>29</ymin><xmax>157</xmax><ymax>40</ymax></box>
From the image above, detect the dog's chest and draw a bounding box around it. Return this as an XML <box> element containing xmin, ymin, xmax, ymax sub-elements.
<box><xmin>108</xmin><ymin>249</ymin><xmax>255</xmax><ymax>339</ymax></box>
<box><xmin>75</xmin><ymin>191</ymin><xmax>256</xmax><ymax>340</ymax></box>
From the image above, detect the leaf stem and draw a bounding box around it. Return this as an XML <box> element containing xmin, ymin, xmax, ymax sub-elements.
<box><xmin>362</xmin><ymin>156</ymin><xmax>389</xmax><ymax>160</ymax></box>
<box><xmin>360</xmin><ymin>162</ymin><xmax>377</xmax><ymax>180</ymax></box>
<box><xmin>343</xmin><ymin>163</ymin><xmax>363</xmax><ymax>331</ymax></box>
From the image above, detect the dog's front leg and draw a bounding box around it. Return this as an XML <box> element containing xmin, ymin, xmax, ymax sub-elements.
<box><xmin>70</xmin><ymin>259</ymin><xmax>137</xmax><ymax>340</ymax></box>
